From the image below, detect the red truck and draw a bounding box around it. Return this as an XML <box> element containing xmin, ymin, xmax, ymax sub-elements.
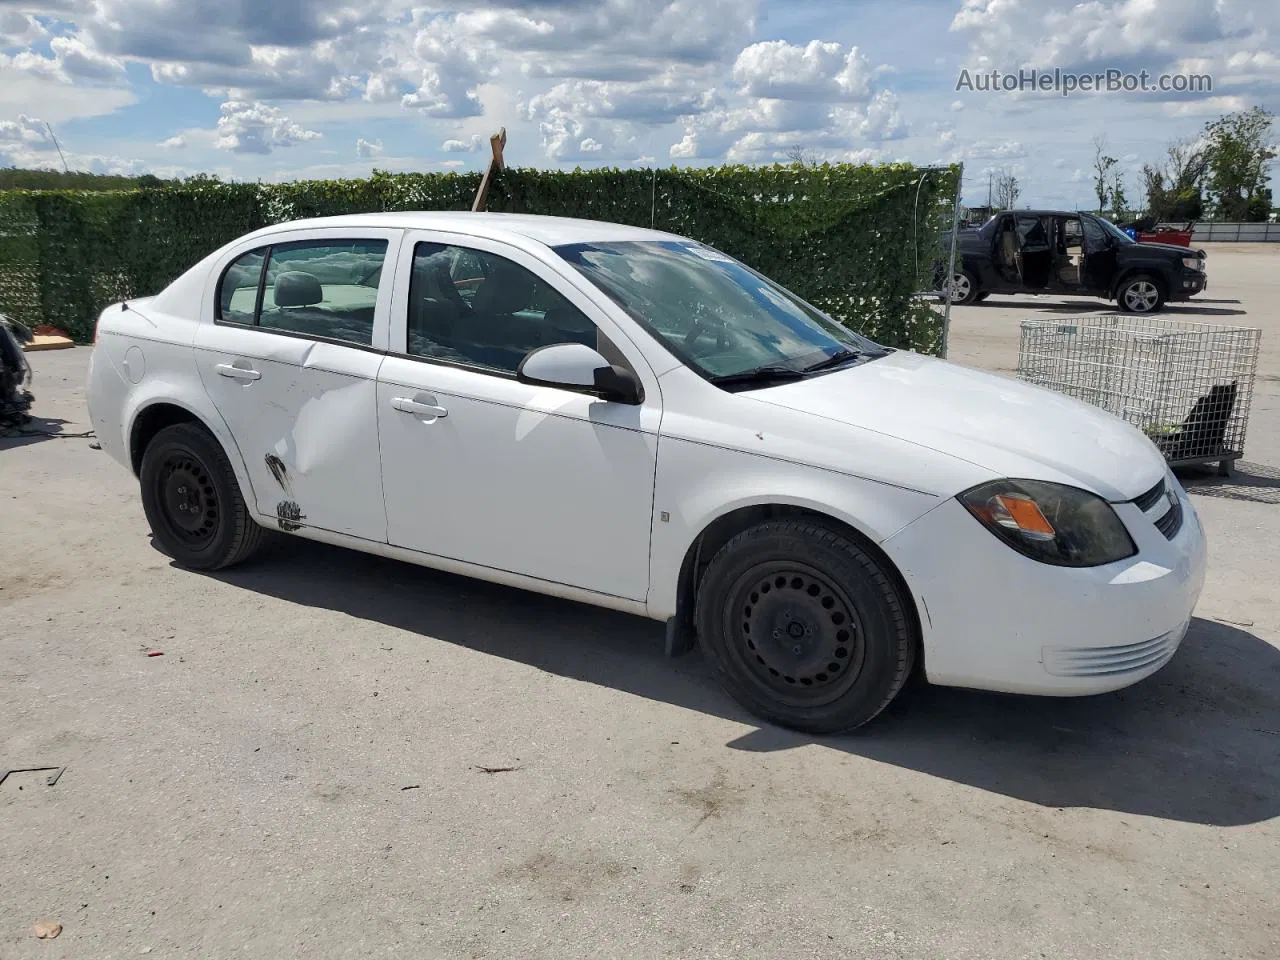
<box><xmin>1124</xmin><ymin>219</ymin><xmax>1196</xmax><ymax>247</ymax></box>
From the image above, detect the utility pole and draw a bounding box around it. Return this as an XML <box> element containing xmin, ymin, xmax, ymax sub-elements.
<box><xmin>45</xmin><ymin>122</ymin><xmax>69</xmax><ymax>174</ymax></box>
<box><xmin>987</xmin><ymin>170</ymin><xmax>992</xmax><ymax>209</ymax></box>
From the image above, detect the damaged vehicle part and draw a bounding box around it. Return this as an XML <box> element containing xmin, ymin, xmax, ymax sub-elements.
<box><xmin>88</xmin><ymin>213</ymin><xmax>1207</xmax><ymax>734</ymax></box>
<box><xmin>0</xmin><ymin>314</ymin><xmax>35</xmax><ymax>431</ymax></box>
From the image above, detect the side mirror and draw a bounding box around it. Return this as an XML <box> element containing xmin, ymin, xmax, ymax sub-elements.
<box><xmin>516</xmin><ymin>343</ymin><xmax>644</xmax><ymax>405</ymax></box>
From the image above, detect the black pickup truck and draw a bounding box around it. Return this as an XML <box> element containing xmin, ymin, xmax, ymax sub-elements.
<box><xmin>941</xmin><ymin>210</ymin><xmax>1207</xmax><ymax>313</ymax></box>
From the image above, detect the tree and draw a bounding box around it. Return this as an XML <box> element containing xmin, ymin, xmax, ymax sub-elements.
<box><xmin>0</xmin><ymin>167</ymin><xmax>174</xmax><ymax>191</ymax></box>
<box><xmin>1109</xmin><ymin>175</ymin><xmax>1129</xmax><ymax>222</ymax></box>
<box><xmin>785</xmin><ymin>144</ymin><xmax>822</xmax><ymax>166</ymax></box>
<box><xmin>993</xmin><ymin>169</ymin><xmax>1020</xmax><ymax>210</ymax></box>
<box><xmin>1203</xmin><ymin>106</ymin><xmax>1275</xmax><ymax>221</ymax></box>
<box><xmin>1143</xmin><ymin>137</ymin><xmax>1208</xmax><ymax>222</ymax></box>
<box><xmin>1092</xmin><ymin>136</ymin><xmax>1118</xmax><ymax>214</ymax></box>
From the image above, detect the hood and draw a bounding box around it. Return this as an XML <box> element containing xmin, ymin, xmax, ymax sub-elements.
<box><xmin>748</xmin><ymin>351</ymin><xmax>1167</xmax><ymax>502</ymax></box>
<box><xmin>1131</xmin><ymin>240</ymin><xmax>1204</xmax><ymax>258</ymax></box>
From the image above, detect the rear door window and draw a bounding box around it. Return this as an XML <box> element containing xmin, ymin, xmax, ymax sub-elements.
<box><xmin>216</xmin><ymin>239</ymin><xmax>387</xmax><ymax>347</ymax></box>
<box><xmin>258</xmin><ymin>240</ymin><xmax>387</xmax><ymax>346</ymax></box>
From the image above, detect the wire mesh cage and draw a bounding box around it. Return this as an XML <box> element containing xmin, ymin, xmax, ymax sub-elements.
<box><xmin>1017</xmin><ymin>314</ymin><xmax>1262</xmax><ymax>473</ymax></box>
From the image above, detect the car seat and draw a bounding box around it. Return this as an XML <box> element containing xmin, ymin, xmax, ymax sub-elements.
<box><xmin>540</xmin><ymin>304</ymin><xmax>598</xmax><ymax>349</ymax></box>
<box><xmin>1001</xmin><ymin>222</ymin><xmax>1021</xmax><ymax>280</ymax></box>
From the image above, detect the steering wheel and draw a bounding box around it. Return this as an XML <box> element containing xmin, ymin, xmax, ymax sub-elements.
<box><xmin>684</xmin><ymin>314</ymin><xmax>729</xmax><ymax>351</ymax></box>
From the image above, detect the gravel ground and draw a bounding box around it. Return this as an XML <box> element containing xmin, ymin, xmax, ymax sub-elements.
<box><xmin>2</xmin><ymin>244</ymin><xmax>1278</xmax><ymax>959</ymax></box>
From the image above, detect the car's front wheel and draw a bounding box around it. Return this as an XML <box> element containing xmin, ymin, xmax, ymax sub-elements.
<box><xmin>1116</xmin><ymin>274</ymin><xmax>1164</xmax><ymax>314</ymax></box>
<box><xmin>948</xmin><ymin>270</ymin><xmax>981</xmax><ymax>305</ymax></box>
<box><xmin>695</xmin><ymin>520</ymin><xmax>916</xmax><ymax>734</ymax></box>
<box><xmin>139</xmin><ymin>422</ymin><xmax>266</xmax><ymax>570</ymax></box>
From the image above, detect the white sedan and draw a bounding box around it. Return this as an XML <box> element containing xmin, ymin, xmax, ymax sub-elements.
<box><xmin>87</xmin><ymin>212</ymin><xmax>1208</xmax><ymax>732</ymax></box>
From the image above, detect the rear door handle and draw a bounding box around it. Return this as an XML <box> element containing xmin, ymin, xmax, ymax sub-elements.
<box><xmin>216</xmin><ymin>363</ymin><xmax>261</xmax><ymax>381</ymax></box>
<box><xmin>391</xmin><ymin>395</ymin><xmax>449</xmax><ymax>420</ymax></box>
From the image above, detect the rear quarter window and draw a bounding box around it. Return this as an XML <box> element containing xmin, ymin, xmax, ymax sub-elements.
<box><xmin>218</xmin><ymin>249</ymin><xmax>266</xmax><ymax>324</ymax></box>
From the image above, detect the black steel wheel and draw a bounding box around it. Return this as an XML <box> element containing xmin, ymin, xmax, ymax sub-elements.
<box><xmin>139</xmin><ymin>422</ymin><xmax>266</xmax><ymax>570</ymax></box>
<box><xmin>727</xmin><ymin>561</ymin><xmax>867</xmax><ymax>707</ymax></box>
<box><xmin>155</xmin><ymin>452</ymin><xmax>220</xmax><ymax>545</ymax></box>
<box><xmin>695</xmin><ymin>520</ymin><xmax>916</xmax><ymax>733</ymax></box>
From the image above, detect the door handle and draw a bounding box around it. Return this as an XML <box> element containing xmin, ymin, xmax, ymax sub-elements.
<box><xmin>216</xmin><ymin>363</ymin><xmax>262</xmax><ymax>381</ymax></box>
<box><xmin>392</xmin><ymin>396</ymin><xmax>449</xmax><ymax>420</ymax></box>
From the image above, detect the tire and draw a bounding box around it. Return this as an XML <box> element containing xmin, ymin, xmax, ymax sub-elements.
<box><xmin>948</xmin><ymin>270</ymin><xmax>981</xmax><ymax>305</ymax></box>
<box><xmin>1116</xmin><ymin>274</ymin><xmax>1164</xmax><ymax>314</ymax></box>
<box><xmin>694</xmin><ymin>520</ymin><xmax>916</xmax><ymax>734</ymax></box>
<box><xmin>139</xmin><ymin>422</ymin><xmax>266</xmax><ymax>570</ymax></box>
<box><xmin>973</xmin><ymin>291</ymin><xmax>990</xmax><ymax>303</ymax></box>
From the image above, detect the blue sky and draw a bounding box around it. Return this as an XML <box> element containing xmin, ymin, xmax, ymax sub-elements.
<box><xmin>2</xmin><ymin>0</ymin><xmax>1277</xmax><ymax>209</ymax></box>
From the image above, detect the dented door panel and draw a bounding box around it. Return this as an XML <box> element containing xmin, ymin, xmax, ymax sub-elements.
<box><xmin>194</xmin><ymin>324</ymin><xmax>388</xmax><ymax>541</ymax></box>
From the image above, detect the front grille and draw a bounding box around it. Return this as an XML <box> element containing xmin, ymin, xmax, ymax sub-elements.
<box><xmin>1132</xmin><ymin>478</ymin><xmax>1166</xmax><ymax>512</ymax></box>
<box><xmin>1154</xmin><ymin>496</ymin><xmax>1184</xmax><ymax>539</ymax></box>
<box><xmin>1129</xmin><ymin>476</ymin><xmax>1184</xmax><ymax>540</ymax></box>
<box><xmin>1043</xmin><ymin>628</ymin><xmax>1183</xmax><ymax>678</ymax></box>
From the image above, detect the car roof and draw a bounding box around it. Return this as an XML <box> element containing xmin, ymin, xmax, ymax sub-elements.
<box><xmin>250</xmin><ymin>211</ymin><xmax>681</xmax><ymax>247</ymax></box>
<box><xmin>990</xmin><ymin>210</ymin><xmax>1099</xmax><ymax>218</ymax></box>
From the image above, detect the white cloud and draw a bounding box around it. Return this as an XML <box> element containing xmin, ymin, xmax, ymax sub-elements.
<box><xmin>50</xmin><ymin>34</ymin><xmax>127</xmax><ymax>80</ymax></box>
<box><xmin>160</xmin><ymin>134</ymin><xmax>187</xmax><ymax>149</ymax></box>
<box><xmin>0</xmin><ymin>11</ymin><xmax>48</xmax><ymax>47</ymax></box>
<box><xmin>1162</xmin><ymin>95</ymin><xmax>1249</xmax><ymax>117</ymax></box>
<box><xmin>395</xmin><ymin>22</ymin><xmax>493</xmax><ymax>117</ymax></box>
<box><xmin>950</xmin><ymin>0</ymin><xmax>1280</xmax><ymax>104</ymax></box>
<box><xmin>0</xmin><ymin>114</ymin><xmax>52</xmax><ymax>146</ymax></box>
<box><xmin>520</xmin><ymin>71</ymin><xmax>721</xmax><ymax>159</ymax></box>
<box><xmin>732</xmin><ymin>40</ymin><xmax>873</xmax><ymax>101</ymax></box>
<box><xmin>355</xmin><ymin>136</ymin><xmax>382</xmax><ymax>158</ymax></box>
<box><xmin>666</xmin><ymin>39</ymin><xmax>903</xmax><ymax>162</ymax></box>
<box><xmin>953</xmin><ymin>139</ymin><xmax>1028</xmax><ymax>161</ymax></box>
<box><xmin>1</xmin><ymin>32</ymin><xmax>126</xmax><ymax>84</ymax></box>
<box><xmin>441</xmin><ymin>134</ymin><xmax>483</xmax><ymax>152</ymax></box>
<box><xmin>213</xmin><ymin>100</ymin><xmax>321</xmax><ymax>154</ymax></box>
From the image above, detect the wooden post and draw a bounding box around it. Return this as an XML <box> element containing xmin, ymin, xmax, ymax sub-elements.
<box><xmin>471</xmin><ymin>127</ymin><xmax>507</xmax><ymax>213</ymax></box>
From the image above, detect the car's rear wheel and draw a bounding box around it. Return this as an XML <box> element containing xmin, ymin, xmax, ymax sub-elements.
<box><xmin>139</xmin><ymin>422</ymin><xmax>266</xmax><ymax>570</ymax></box>
<box><xmin>948</xmin><ymin>270</ymin><xmax>981</xmax><ymax>305</ymax></box>
<box><xmin>694</xmin><ymin>520</ymin><xmax>916</xmax><ymax>734</ymax></box>
<box><xmin>1117</xmin><ymin>274</ymin><xmax>1164</xmax><ymax>314</ymax></box>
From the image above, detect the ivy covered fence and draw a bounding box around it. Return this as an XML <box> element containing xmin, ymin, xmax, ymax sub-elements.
<box><xmin>0</xmin><ymin>162</ymin><xmax>959</xmax><ymax>350</ymax></box>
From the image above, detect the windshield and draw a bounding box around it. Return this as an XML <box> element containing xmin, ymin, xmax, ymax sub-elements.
<box><xmin>1094</xmin><ymin>216</ymin><xmax>1135</xmax><ymax>245</ymax></box>
<box><xmin>553</xmin><ymin>239</ymin><xmax>882</xmax><ymax>380</ymax></box>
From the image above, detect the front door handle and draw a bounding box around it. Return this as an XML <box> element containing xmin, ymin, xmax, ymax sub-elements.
<box><xmin>216</xmin><ymin>363</ymin><xmax>262</xmax><ymax>382</ymax></box>
<box><xmin>392</xmin><ymin>395</ymin><xmax>449</xmax><ymax>420</ymax></box>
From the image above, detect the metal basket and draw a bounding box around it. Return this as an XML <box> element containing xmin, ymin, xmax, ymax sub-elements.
<box><xmin>1017</xmin><ymin>314</ymin><xmax>1262</xmax><ymax>474</ymax></box>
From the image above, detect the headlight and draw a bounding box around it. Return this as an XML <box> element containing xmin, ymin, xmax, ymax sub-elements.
<box><xmin>1181</xmin><ymin>256</ymin><xmax>1203</xmax><ymax>271</ymax></box>
<box><xmin>959</xmin><ymin>479</ymin><xmax>1137</xmax><ymax>567</ymax></box>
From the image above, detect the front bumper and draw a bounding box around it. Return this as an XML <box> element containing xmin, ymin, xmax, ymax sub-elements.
<box><xmin>883</xmin><ymin>473</ymin><xmax>1207</xmax><ymax>696</ymax></box>
<box><xmin>1173</xmin><ymin>268</ymin><xmax>1206</xmax><ymax>298</ymax></box>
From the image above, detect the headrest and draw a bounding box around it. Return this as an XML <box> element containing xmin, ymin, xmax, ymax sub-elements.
<box><xmin>471</xmin><ymin>257</ymin><xmax>535</xmax><ymax>315</ymax></box>
<box><xmin>274</xmin><ymin>271</ymin><xmax>323</xmax><ymax>307</ymax></box>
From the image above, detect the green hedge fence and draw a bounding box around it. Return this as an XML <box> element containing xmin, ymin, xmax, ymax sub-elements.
<box><xmin>0</xmin><ymin>163</ymin><xmax>959</xmax><ymax>351</ymax></box>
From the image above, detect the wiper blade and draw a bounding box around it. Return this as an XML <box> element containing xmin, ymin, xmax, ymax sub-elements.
<box><xmin>800</xmin><ymin>349</ymin><xmax>862</xmax><ymax>374</ymax></box>
<box><xmin>708</xmin><ymin>365</ymin><xmax>807</xmax><ymax>387</ymax></box>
